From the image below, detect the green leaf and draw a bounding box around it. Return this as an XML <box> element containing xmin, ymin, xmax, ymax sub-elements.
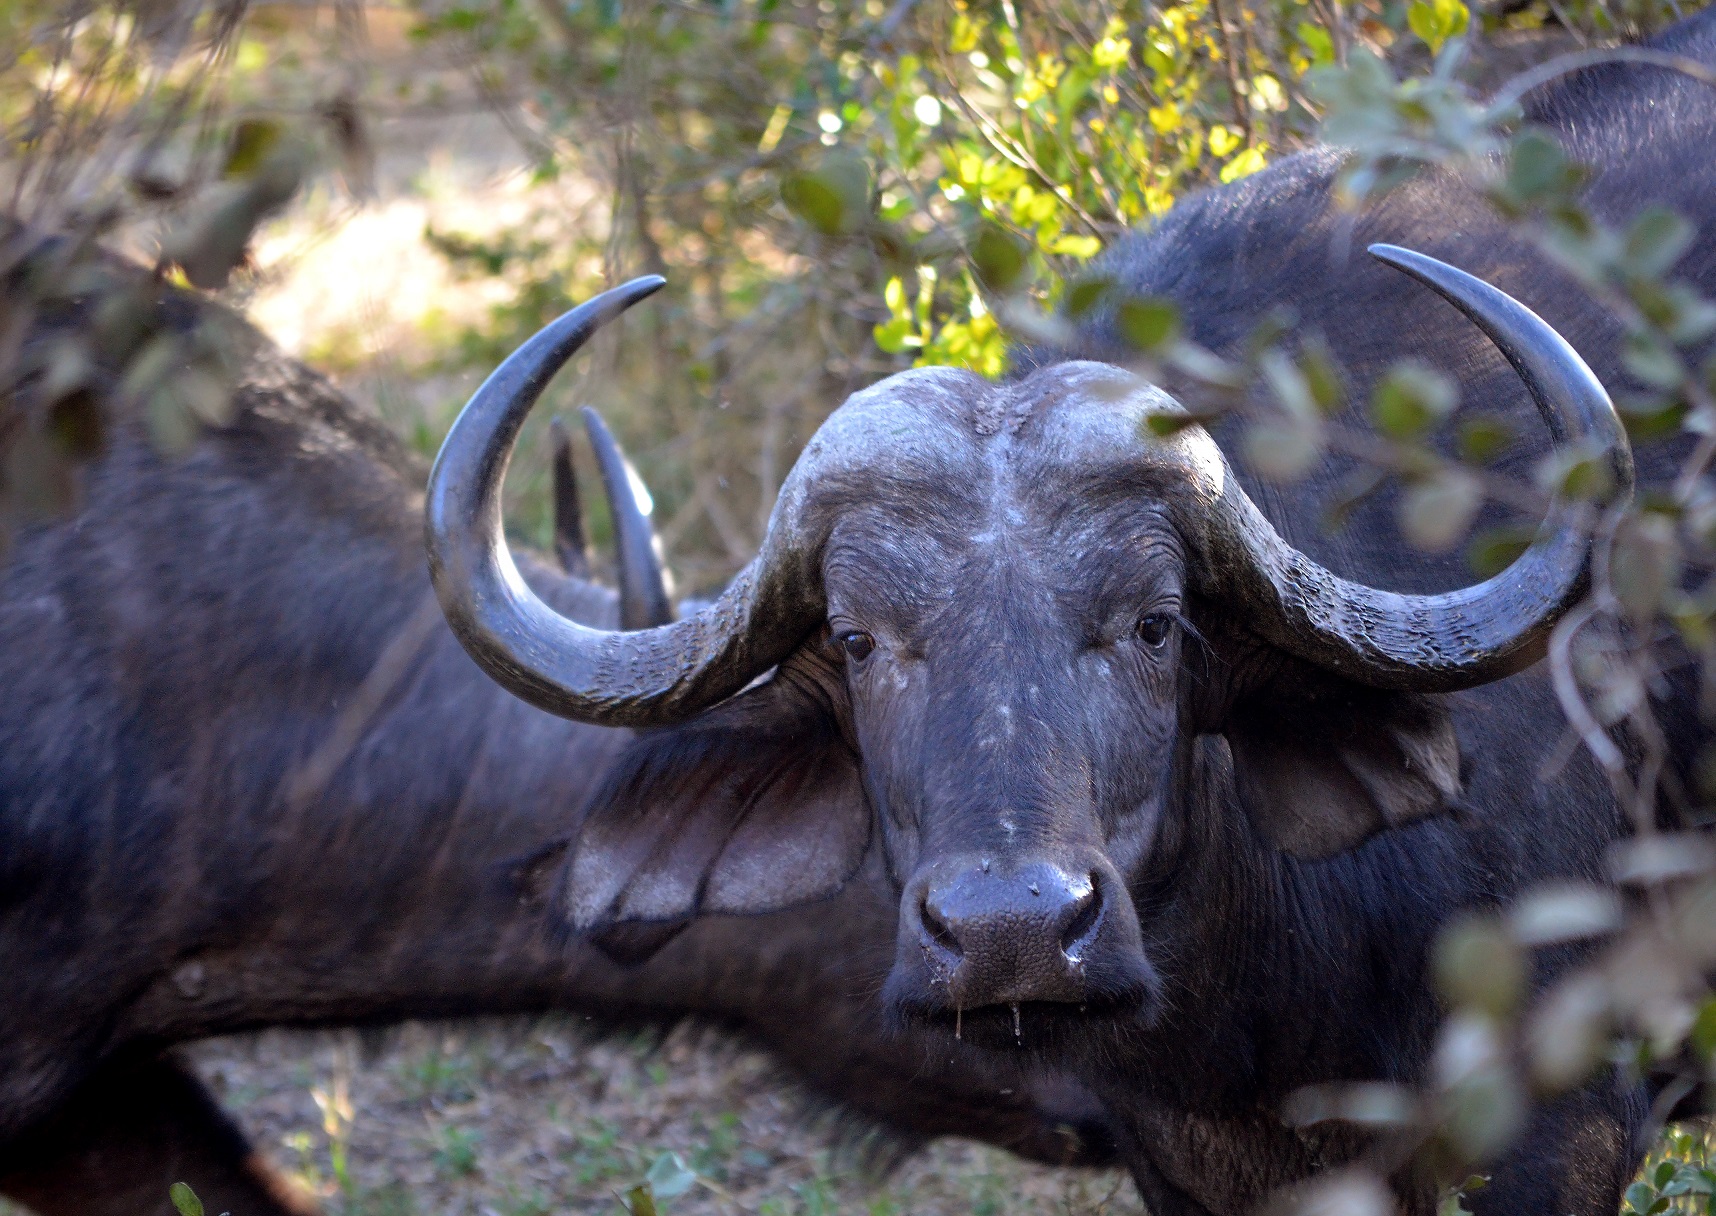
<box><xmin>1322</xmin><ymin>468</ymin><xmax>1386</xmax><ymax>534</ymax></box>
<box><xmin>1624</xmin><ymin>205</ymin><xmax>1695</xmax><ymax>279</ymax></box>
<box><xmin>1407</xmin><ymin>0</ymin><xmax>1469</xmax><ymax>53</ymax></box>
<box><xmin>1610</xmin><ymin>511</ymin><xmax>1681</xmax><ymax>621</ymax></box>
<box><xmin>1242</xmin><ymin>417</ymin><xmax>1321</xmax><ymax>482</ymax></box>
<box><xmin>1503</xmin><ymin>130</ymin><xmax>1579</xmax><ymax>208</ymax></box>
<box><xmin>1371</xmin><ymin>362</ymin><xmax>1458</xmax><ymax>440</ymax></box>
<box><xmin>625</xmin><ymin>1184</ymin><xmax>658</xmax><ymax>1216</ymax></box>
<box><xmin>1048</xmin><ymin>234</ymin><xmax>1102</xmax><ymax>259</ymax></box>
<box><xmin>781</xmin><ymin>154</ymin><xmax>872</xmax><ymax>236</ymax></box>
<box><xmin>1691</xmin><ymin>996</ymin><xmax>1716</xmax><ymax>1060</ymax></box>
<box><xmin>1624</xmin><ymin>332</ymin><xmax>1686</xmax><ymax>391</ymax></box>
<box><xmin>1434</xmin><ymin>915</ymin><xmax>1522</xmax><ymax>1016</ymax></box>
<box><xmin>1297</xmin><ymin>338</ymin><xmax>1345</xmax><ymax>416</ymax></box>
<box><xmin>1055</xmin><ymin>66</ymin><xmax>1092</xmax><ymax>117</ymax></box>
<box><xmin>1115</xmin><ymin>297</ymin><xmax>1180</xmax><ymax>352</ymax></box>
<box><xmin>1144</xmin><ymin>412</ymin><xmax>1199</xmax><ymax>438</ymax></box>
<box><xmin>1665</xmin><ymin>287</ymin><xmax>1716</xmax><ymax>345</ymax></box>
<box><xmin>1621</xmin><ymin>392</ymin><xmax>1688</xmax><ymax>442</ymax></box>
<box><xmin>1399</xmin><ymin>466</ymin><xmax>1482</xmax><ymax>553</ymax></box>
<box><xmin>949</xmin><ymin>13</ymin><xmax>978</xmax><ymax>53</ymax></box>
<box><xmin>1244</xmin><ymin>307</ymin><xmax>1297</xmax><ymax>363</ymax></box>
<box><xmin>1457</xmin><ymin>414</ymin><xmax>1515</xmax><ymax>464</ymax></box>
<box><xmin>1630</xmin><ymin>279</ymin><xmax>1687</xmax><ymax>333</ymax></box>
<box><xmin>47</xmin><ymin>390</ymin><xmax>104</xmax><ymax>458</ymax></box>
<box><xmin>1467</xmin><ymin>524</ymin><xmax>1533</xmax><ymax>578</ymax></box>
<box><xmin>878</xmin><ymin>194</ymin><xmax>914</xmax><ymax>221</ymax></box>
<box><xmin>1260</xmin><ymin>349</ymin><xmax>1315</xmax><ymax>421</ymax></box>
<box><xmin>1297</xmin><ymin>21</ymin><xmax>1335</xmax><ymax>66</ymax></box>
<box><xmin>873</xmin><ymin>316</ymin><xmax>919</xmax><ymax>353</ymax></box>
<box><xmin>645</xmin><ymin>1152</ymin><xmax>698</xmax><ymax>1201</ymax></box>
<box><xmin>223</xmin><ymin>119</ymin><xmax>282</xmax><ymax>179</ymax></box>
<box><xmin>970</xmin><ymin>224</ymin><xmax>1028</xmax><ymax>291</ymax></box>
<box><xmin>1536</xmin><ymin>443</ymin><xmax>1618</xmax><ymax>502</ymax></box>
<box><xmin>1219</xmin><ymin>146</ymin><xmax>1268</xmax><ymax>183</ymax></box>
<box><xmin>1065</xmin><ymin>276</ymin><xmax>1115</xmax><ymax>319</ymax></box>
<box><xmin>164</xmin><ymin>143</ymin><xmax>305</xmax><ymax>290</ymax></box>
<box><xmin>170</xmin><ymin>1183</ymin><xmax>205</xmax><ymax>1216</ymax></box>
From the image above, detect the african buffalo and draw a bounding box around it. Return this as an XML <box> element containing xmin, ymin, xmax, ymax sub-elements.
<box><xmin>428</xmin><ymin>11</ymin><xmax>1716</xmax><ymax>1214</ymax></box>
<box><xmin>0</xmin><ymin>250</ymin><xmax>1113</xmax><ymax>1215</ymax></box>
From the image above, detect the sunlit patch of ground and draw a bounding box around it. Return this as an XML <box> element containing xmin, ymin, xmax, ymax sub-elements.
<box><xmin>244</xmin><ymin>106</ymin><xmax>562</xmax><ymax>371</ymax></box>
<box><xmin>186</xmin><ymin>1021</ymin><xmax>1144</xmax><ymax>1216</ymax></box>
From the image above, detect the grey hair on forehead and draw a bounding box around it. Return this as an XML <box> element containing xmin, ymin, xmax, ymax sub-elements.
<box><xmin>426</xmin><ymin>246</ymin><xmax>1631</xmax><ymax>727</ymax></box>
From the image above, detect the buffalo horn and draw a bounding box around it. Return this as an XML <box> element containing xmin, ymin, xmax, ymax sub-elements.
<box><xmin>549</xmin><ymin>417</ymin><xmax>590</xmax><ymax>578</ymax></box>
<box><xmin>424</xmin><ymin>277</ymin><xmax>825</xmax><ymax>727</ymax></box>
<box><xmin>581</xmin><ymin>406</ymin><xmax>677</xmax><ymax>629</ymax></box>
<box><xmin>1191</xmin><ymin>244</ymin><xmax>1633</xmax><ymax>691</ymax></box>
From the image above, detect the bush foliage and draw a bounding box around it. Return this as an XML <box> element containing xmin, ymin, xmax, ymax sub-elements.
<box><xmin>8</xmin><ymin>0</ymin><xmax>1716</xmax><ymax>1212</ymax></box>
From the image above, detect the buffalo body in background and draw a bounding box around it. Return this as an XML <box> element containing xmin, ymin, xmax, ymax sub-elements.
<box><xmin>0</xmin><ymin>269</ymin><xmax>1112</xmax><ymax>1215</ymax></box>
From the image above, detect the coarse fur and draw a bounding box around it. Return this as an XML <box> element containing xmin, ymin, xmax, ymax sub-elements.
<box><xmin>0</xmin><ymin>268</ymin><xmax>1115</xmax><ymax>1213</ymax></box>
<box><xmin>553</xmin><ymin>13</ymin><xmax>1716</xmax><ymax>1215</ymax></box>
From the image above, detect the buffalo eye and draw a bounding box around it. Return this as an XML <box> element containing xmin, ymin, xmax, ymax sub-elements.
<box><xmin>836</xmin><ymin>630</ymin><xmax>876</xmax><ymax>663</ymax></box>
<box><xmin>1135</xmin><ymin>614</ymin><xmax>1173</xmax><ymax>648</ymax></box>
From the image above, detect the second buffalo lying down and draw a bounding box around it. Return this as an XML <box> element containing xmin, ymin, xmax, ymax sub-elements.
<box><xmin>0</xmin><ymin>249</ymin><xmax>1112</xmax><ymax>1214</ymax></box>
<box><xmin>428</xmin><ymin>13</ymin><xmax>1716</xmax><ymax>1216</ymax></box>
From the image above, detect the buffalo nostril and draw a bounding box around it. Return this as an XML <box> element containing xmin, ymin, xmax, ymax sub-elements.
<box><xmin>1059</xmin><ymin>875</ymin><xmax>1103</xmax><ymax>959</ymax></box>
<box><xmin>920</xmin><ymin>896</ymin><xmax>962</xmax><ymax>958</ymax></box>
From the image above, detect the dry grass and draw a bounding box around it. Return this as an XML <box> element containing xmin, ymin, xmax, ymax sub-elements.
<box><xmin>185</xmin><ymin>1020</ymin><xmax>1143</xmax><ymax>1216</ymax></box>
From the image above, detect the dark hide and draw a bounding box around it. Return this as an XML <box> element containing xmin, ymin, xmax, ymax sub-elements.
<box><xmin>0</xmin><ymin>1055</ymin><xmax>321</xmax><ymax>1216</ymax></box>
<box><xmin>565</xmin><ymin>12</ymin><xmax>1716</xmax><ymax>1215</ymax></box>
<box><xmin>1224</xmin><ymin>664</ymin><xmax>1463</xmax><ymax>857</ymax></box>
<box><xmin>0</xmin><ymin>268</ymin><xmax>1116</xmax><ymax>1213</ymax></box>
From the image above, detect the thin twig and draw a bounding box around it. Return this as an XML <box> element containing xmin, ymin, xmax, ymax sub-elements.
<box><xmin>1210</xmin><ymin>0</ymin><xmax>1256</xmax><ymax>144</ymax></box>
<box><xmin>1549</xmin><ymin>598</ymin><xmax>1627</xmax><ymax>774</ymax></box>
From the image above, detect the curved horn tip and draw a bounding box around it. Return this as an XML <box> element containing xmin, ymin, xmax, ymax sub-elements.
<box><xmin>427</xmin><ymin>270</ymin><xmax>812</xmax><ymax>727</ymax></box>
<box><xmin>571</xmin><ymin>274</ymin><xmax>668</xmax><ymax>334</ymax></box>
<box><xmin>616</xmin><ymin>274</ymin><xmax>668</xmax><ymax>302</ymax></box>
<box><xmin>1366</xmin><ymin>243</ymin><xmax>1479</xmax><ymax>288</ymax></box>
<box><xmin>1205</xmin><ymin>240</ymin><xmax>1632</xmax><ymax>693</ymax></box>
<box><xmin>580</xmin><ymin>404</ymin><xmax>676</xmax><ymax>630</ymax></box>
<box><xmin>1367</xmin><ymin>242</ymin><xmax>1464</xmax><ymax>280</ymax></box>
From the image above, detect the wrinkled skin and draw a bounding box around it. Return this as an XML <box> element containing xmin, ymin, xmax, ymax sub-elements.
<box><xmin>0</xmin><ymin>288</ymin><xmax>1114</xmax><ymax>1214</ymax></box>
<box><xmin>556</xmin><ymin>15</ymin><xmax>1716</xmax><ymax>1215</ymax></box>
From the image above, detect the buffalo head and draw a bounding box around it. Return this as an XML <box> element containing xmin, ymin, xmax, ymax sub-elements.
<box><xmin>425</xmin><ymin>246</ymin><xmax>1629</xmax><ymax>1045</ymax></box>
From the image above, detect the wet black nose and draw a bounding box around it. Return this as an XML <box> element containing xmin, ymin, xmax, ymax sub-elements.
<box><xmin>908</xmin><ymin>860</ymin><xmax>1109</xmax><ymax>1007</ymax></box>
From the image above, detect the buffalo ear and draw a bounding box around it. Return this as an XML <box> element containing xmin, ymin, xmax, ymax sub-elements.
<box><xmin>560</xmin><ymin>655</ymin><xmax>868</xmax><ymax>932</ymax></box>
<box><xmin>1222</xmin><ymin>673</ymin><xmax>1462</xmax><ymax>859</ymax></box>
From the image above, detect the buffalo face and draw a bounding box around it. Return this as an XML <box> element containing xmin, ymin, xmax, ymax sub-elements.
<box><xmin>426</xmin><ymin>249</ymin><xmax>1630</xmax><ymax>1053</ymax></box>
<box><xmin>809</xmin><ymin>368</ymin><xmax>1188</xmax><ymax>1029</ymax></box>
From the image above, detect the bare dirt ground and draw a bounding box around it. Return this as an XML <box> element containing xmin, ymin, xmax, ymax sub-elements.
<box><xmin>184</xmin><ymin>1021</ymin><xmax>1144</xmax><ymax>1216</ymax></box>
